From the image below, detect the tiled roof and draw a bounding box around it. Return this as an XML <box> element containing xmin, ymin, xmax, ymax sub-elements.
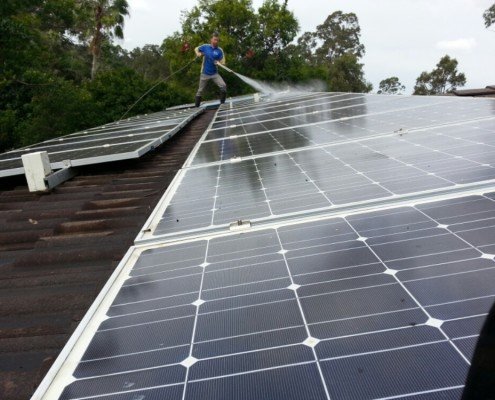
<box><xmin>454</xmin><ymin>85</ymin><xmax>495</xmax><ymax>97</ymax></box>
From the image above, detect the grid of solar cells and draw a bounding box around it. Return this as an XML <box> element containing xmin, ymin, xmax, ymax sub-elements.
<box><xmin>210</xmin><ymin>92</ymin><xmax>404</xmax><ymax>130</ymax></box>
<box><xmin>56</xmin><ymin>193</ymin><xmax>495</xmax><ymax>400</ymax></box>
<box><xmin>152</xmin><ymin>117</ymin><xmax>495</xmax><ymax>236</ymax></box>
<box><xmin>199</xmin><ymin>94</ymin><xmax>495</xmax><ymax>157</ymax></box>
<box><xmin>0</xmin><ymin>108</ymin><xmax>200</xmax><ymax>177</ymax></box>
<box><xmin>213</xmin><ymin>92</ymin><xmax>351</xmax><ymax>122</ymax></box>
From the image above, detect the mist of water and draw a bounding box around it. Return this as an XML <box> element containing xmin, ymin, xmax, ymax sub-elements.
<box><xmin>232</xmin><ymin>72</ymin><xmax>326</xmax><ymax>96</ymax></box>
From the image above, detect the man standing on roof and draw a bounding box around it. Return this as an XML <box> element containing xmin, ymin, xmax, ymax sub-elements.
<box><xmin>194</xmin><ymin>32</ymin><xmax>227</xmax><ymax>107</ymax></box>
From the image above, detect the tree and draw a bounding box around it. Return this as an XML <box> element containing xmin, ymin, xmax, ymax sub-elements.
<box><xmin>413</xmin><ymin>55</ymin><xmax>466</xmax><ymax>95</ymax></box>
<box><xmin>77</xmin><ymin>0</ymin><xmax>130</xmax><ymax>79</ymax></box>
<box><xmin>293</xmin><ymin>12</ymin><xmax>371</xmax><ymax>93</ymax></box>
<box><xmin>296</xmin><ymin>31</ymin><xmax>318</xmax><ymax>64</ymax></box>
<box><xmin>299</xmin><ymin>11</ymin><xmax>365</xmax><ymax>66</ymax></box>
<box><xmin>16</xmin><ymin>79</ymin><xmax>99</xmax><ymax>145</ymax></box>
<box><xmin>128</xmin><ymin>45</ymin><xmax>170</xmax><ymax>81</ymax></box>
<box><xmin>0</xmin><ymin>0</ymin><xmax>78</xmax><ymax>79</ymax></box>
<box><xmin>484</xmin><ymin>3</ymin><xmax>495</xmax><ymax>28</ymax></box>
<box><xmin>257</xmin><ymin>0</ymin><xmax>299</xmax><ymax>55</ymax></box>
<box><xmin>327</xmin><ymin>54</ymin><xmax>372</xmax><ymax>93</ymax></box>
<box><xmin>378</xmin><ymin>77</ymin><xmax>405</xmax><ymax>95</ymax></box>
<box><xmin>180</xmin><ymin>0</ymin><xmax>257</xmax><ymax>63</ymax></box>
<box><xmin>0</xmin><ymin>0</ymin><xmax>87</xmax><ymax>152</ymax></box>
<box><xmin>87</xmin><ymin>68</ymin><xmax>190</xmax><ymax>121</ymax></box>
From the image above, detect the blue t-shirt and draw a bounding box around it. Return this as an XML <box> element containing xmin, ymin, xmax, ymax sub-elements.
<box><xmin>199</xmin><ymin>44</ymin><xmax>224</xmax><ymax>75</ymax></box>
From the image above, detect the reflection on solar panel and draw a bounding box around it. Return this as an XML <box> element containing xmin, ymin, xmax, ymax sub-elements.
<box><xmin>0</xmin><ymin>108</ymin><xmax>201</xmax><ymax>177</ymax></box>
<box><xmin>33</xmin><ymin>92</ymin><xmax>495</xmax><ymax>400</ymax></box>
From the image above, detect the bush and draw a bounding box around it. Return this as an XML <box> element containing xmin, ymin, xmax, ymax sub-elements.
<box><xmin>16</xmin><ymin>79</ymin><xmax>99</xmax><ymax>145</ymax></box>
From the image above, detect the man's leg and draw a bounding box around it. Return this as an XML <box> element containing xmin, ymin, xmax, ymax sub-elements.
<box><xmin>212</xmin><ymin>74</ymin><xmax>227</xmax><ymax>104</ymax></box>
<box><xmin>195</xmin><ymin>74</ymin><xmax>209</xmax><ymax>107</ymax></box>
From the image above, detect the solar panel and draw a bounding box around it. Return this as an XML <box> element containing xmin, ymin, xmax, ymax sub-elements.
<box><xmin>33</xmin><ymin>92</ymin><xmax>495</xmax><ymax>400</ymax></box>
<box><xmin>206</xmin><ymin>94</ymin><xmax>494</xmax><ymax>142</ymax></box>
<box><xmin>38</xmin><ymin>192</ymin><xmax>495</xmax><ymax>400</ymax></box>
<box><xmin>0</xmin><ymin>108</ymin><xmax>201</xmax><ymax>178</ymax></box>
<box><xmin>140</xmin><ymin>117</ymin><xmax>495</xmax><ymax>239</ymax></box>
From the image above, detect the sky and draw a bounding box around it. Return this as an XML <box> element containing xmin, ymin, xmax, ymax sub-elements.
<box><xmin>122</xmin><ymin>0</ymin><xmax>495</xmax><ymax>93</ymax></box>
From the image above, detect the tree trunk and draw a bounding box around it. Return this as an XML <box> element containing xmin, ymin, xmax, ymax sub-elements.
<box><xmin>90</xmin><ymin>5</ymin><xmax>103</xmax><ymax>80</ymax></box>
<box><xmin>91</xmin><ymin>47</ymin><xmax>99</xmax><ymax>80</ymax></box>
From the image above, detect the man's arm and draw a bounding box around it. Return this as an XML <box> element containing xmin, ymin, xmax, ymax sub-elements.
<box><xmin>194</xmin><ymin>46</ymin><xmax>203</xmax><ymax>57</ymax></box>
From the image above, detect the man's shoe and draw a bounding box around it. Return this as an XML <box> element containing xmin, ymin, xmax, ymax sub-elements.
<box><xmin>220</xmin><ymin>91</ymin><xmax>227</xmax><ymax>104</ymax></box>
<box><xmin>195</xmin><ymin>96</ymin><xmax>202</xmax><ymax>107</ymax></box>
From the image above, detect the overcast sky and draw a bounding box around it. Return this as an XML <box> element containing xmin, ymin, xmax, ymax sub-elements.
<box><xmin>122</xmin><ymin>0</ymin><xmax>495</xmax><ymax>93</ymax></box>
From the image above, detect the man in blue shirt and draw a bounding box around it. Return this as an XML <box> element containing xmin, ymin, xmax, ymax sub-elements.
<box><xmin>194</xmin><ymin>32</ymin><xmax>227</xmax><ymax>107</ymax></box>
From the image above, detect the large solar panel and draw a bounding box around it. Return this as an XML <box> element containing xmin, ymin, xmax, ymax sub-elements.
<box><xmin>36</xmin><ymin>192</ymin><xmax>495</xmax><ymax>399</ymax></box>
<box><xmin>139</xmin><ymin>115</ymin><xmax>495</xmax><ymax>239</ymax></box>
<box><xmin>0</xmin><ymin>108</ymin><xmax>201</xmax><ymax>177</ymax></box>
<box><xmin>33</xmin><ymin>92</ymin><xmax>495</xmax><ymax>400</ymax></box>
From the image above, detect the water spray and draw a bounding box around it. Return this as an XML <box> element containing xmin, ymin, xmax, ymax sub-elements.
<box><xmin>217</xmin><ymin>62</ymin><xmax>326</xmax><ymax>96</ymax></box>
<box><xmin>217</xmin><ymin>63</ymin><xmax>272</xmax><ymax>94</ymax></box>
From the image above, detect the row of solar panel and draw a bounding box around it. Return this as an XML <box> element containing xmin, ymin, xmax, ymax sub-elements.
<box><xmin>54</xmin><ymin>192</ymin><xmax>495</xmax><ymax>400</ymax></box>
<box><xmin>0</xmin><ymin>108</ymin><xmax>202</xmax><ymax>177</ymax></box>
<box><xmin>146</xmin><ymin>115</ymin><xmax>495</xmax><ymax>238</ymax></box>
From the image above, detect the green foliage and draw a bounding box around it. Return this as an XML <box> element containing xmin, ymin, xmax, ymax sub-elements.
<box><xmin>315</xmin><ymin>11</ymin><xmax>365</xmax><ymax>62</ymax></box>
<box><xmin>0</xmin><ymin>109</ymin><xmax>18</xmax><ymax>152</ymax></box>
<box><xmin>327</xmin><ymin>54</ymin><xmax>372</xmax><ymax>93</ymax></box>
<box><xmin>298</xmin><ymin>11</ymin><xmax>364</xmax><ymax>66</ymax></box>
<box><xmin>413</xmin><ymin>55</ymin><xmax>466</xmax><ymax>95</ymax></box>
<box><xmin>128</xmin><ymin>45</ymin><xmax>170</xmax><ymax>81</ymax></box>
<box><xmin>87</xmin><ymin>68</ymin><xmax>189</xmax><ymax>121</ymax></box>
<box><xmin>257</xmin><ymin>0</ymin><xmax>299</xmax><ymax>55</ymax></box>
<box><xmin>378</xmin><ymin>77</ymin><xmax>405</xmax><ymax>95</ymax></box>
<box><xmin>16</xmin><ymin>79</ymin><xmax>99</xmax><ymax>145</ymax></box>
<box><xmin>0</xmin><ymin>0</ymin><xmax>77</xmax><ymax>78</ymax></box>
<box><xmin>182</xmin><ymin>0</ymin><xmax>257</xmax><ymax>61</ymax></box>
<box><xmin>0</xmin><ymin>0</ymin><xmax>192</xmax><ymax>152</ymax></box>
<box><xmin>484</xmin><ymin>3</ymin><xmax>495</xmax><ymax>28</ymax></box>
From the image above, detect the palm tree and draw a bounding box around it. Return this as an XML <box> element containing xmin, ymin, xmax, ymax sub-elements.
<box><xmin>79</xmin><ymin>0</ymin><xmax>129</xmax><ymax>79</ymax></box>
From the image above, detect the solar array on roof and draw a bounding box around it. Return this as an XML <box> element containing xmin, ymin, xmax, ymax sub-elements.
<box><xmin>137</xmin><ymin>92</ymin><xmax>495</xmax><ymax>240</ymax></box>
<box><xmin>33</xmin><ymin>92</ymin><xmax>495</xmax><ymax>400</ymax></box>
<box><xmin>0</xmin><ymin>108</ymin><xmax>202</xmax><ymax>178</ymax></box>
